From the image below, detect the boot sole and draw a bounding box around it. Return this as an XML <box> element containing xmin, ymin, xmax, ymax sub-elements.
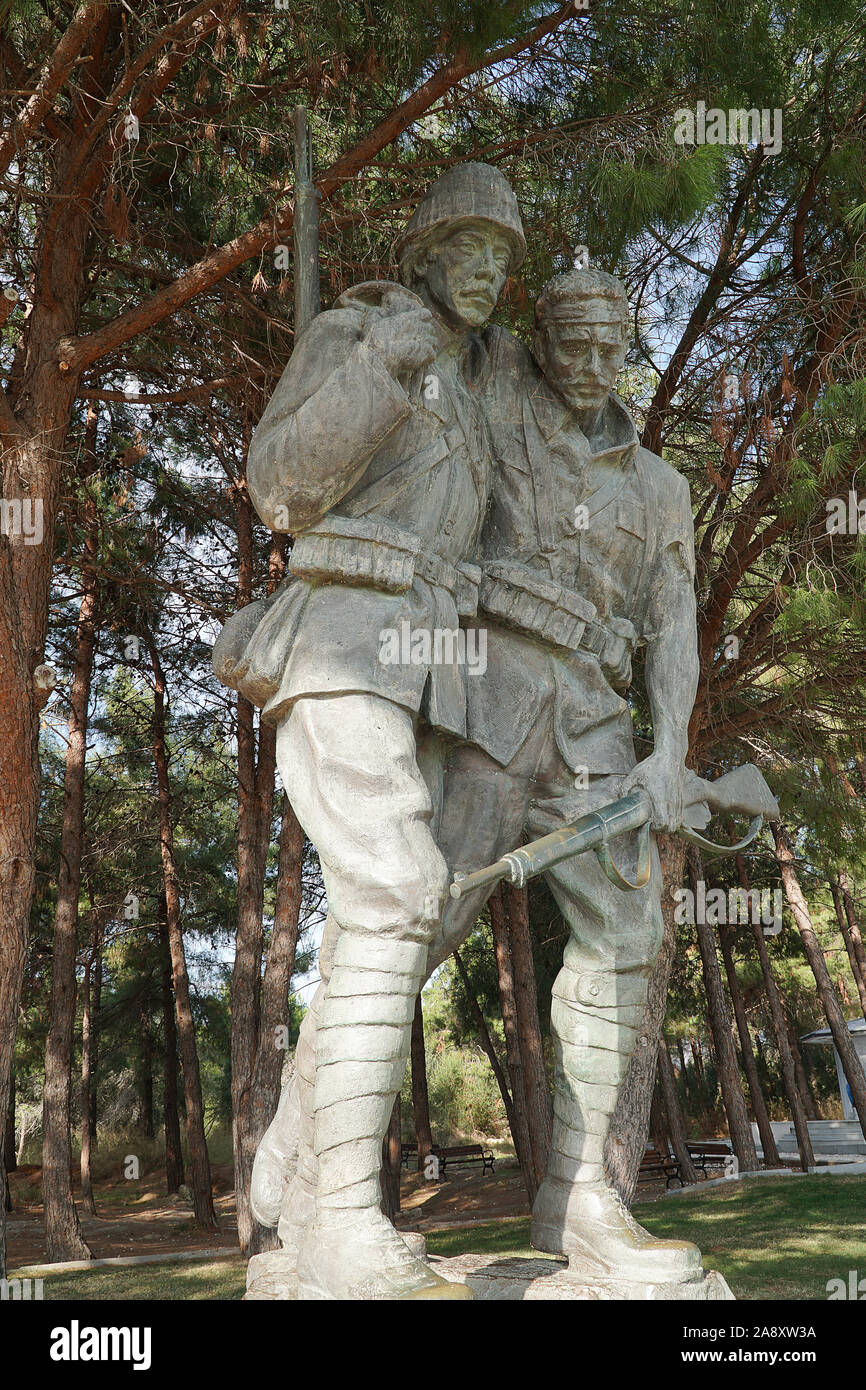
<box><xmin>532</xmin><ymin>1220</ymin><xmax>702</xmax><ymax>1286</ymax></box>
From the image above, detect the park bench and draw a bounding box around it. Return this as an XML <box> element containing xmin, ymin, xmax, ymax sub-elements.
<box><xmin>687</xmin><ymin>1140</ymin><xmax>733</xmax><ymax>1177</ymax></box>
<box><xmin>436</xmin><ymin>1144</ymin><xmax>495</xmax><ymax>1176</ymax></box>
<box><xmin>401</xmin><ymin>1142</ymin><xmax>495</xmax><ymax>1175</ymax></box>
<box><xmin>637</xmin><ymin>1146</ymin><xmax>683</xmax><ymax>1189</ymax></box>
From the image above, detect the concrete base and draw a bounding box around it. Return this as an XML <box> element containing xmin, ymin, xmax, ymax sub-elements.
<box><xmin>244</xmin><ymin>1232</ymin><xmax>430</xmax><ymax>1300</ymax></box>
<box><xmin>663</xmin><ymin>1168</ymin><xmax>791</xmax><ymax>1197</ymax></box>
<box><xmin>427</xmin><ymin>1253</ymin><xmax>734</xmax><ymax>1301</ymax></box>
<box><xmin>756</xmin><ymin>1119</ymin><xmax>866</xmax><ymax>1161</ymax></box>
<box><xmin>245</xmin><ymin>1246</ymin><xmax>734</xmax><ymax>1301</ymax></box>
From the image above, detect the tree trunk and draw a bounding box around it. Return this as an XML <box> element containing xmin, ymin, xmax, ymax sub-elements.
<box><xmin>88</xmin><ymin>949</ymin><xmax>101</xmax><ymax>1146</ymax></box>
<box><xmin>649</xmin><ymin>1083</ymin><xmax>671</xmax><ymax>1157</ymax></box>
<box><xmin>137</xmin><ymin>1000</ymin><xmax>155</xmax><ymax>1139</ymax></box>
<box><xmin>675</xmin><ymin>1036</ymin><xmax>691</xmax><ymax>1103</ymax></box>
<box><xmin>503</xmin><ymin>882</ymin><xmax>552</xmax><ymax>1186</ymax></box>
<box><xmin>829</xmin><ymin>877</ymin><xmax>866</xmax><ymax>1017</ymax></box>
<box><xmin>149</xmin><ymin>640</ymin><xmax>216</xmax><ymax>1229</ymax></box>
<box><xmin>244</xmin><ymin>793</ymin><xmax>304</xmax><ymax>1256</ymax></box>
<box><xmin>783</xmin><ymin>1008</ymin><xmax>818</xmax><ymax>1120</ymax></box>
<box><xmin>0</xmin><ymin>211</ymin><xmax>87</xmax><ymax>1283</ymax></box>
<box><xmin>231</xmin><ymin>469</ymin><xmax>288</xmax><ymax>1254</ymax></box>
<box><xmin>773</xmin><ymin>825</ymin><xmax>866</xmax><ymax>1142</ymax></box>
<box><xmin>2</xmin><ymin>1073</ymin><xmax>14</xmax><ymax>1213</ymax></box>
<box><xmin>230</xmin><ymin>695</ymin><xmax>275</xmax><ymax>1252</ymax></box>
<box><xmin>0</xmin><ymin>810</ymin><xmax>33</xmax><ymax>1279</ymax></box>
<box><xmin>736</xmin><ymin>858</ymin><xmax>814</xmax><ymax>1168</ymax></box>
<box><xmin>718</xmin><ymin>924</ymin><xmax>780</xmax><ymax>1165</ymax></box>
<box><xmin>410</xmin><ymin>993</ymin><xmax>433</xmax><ymax>1171</ymax></box>
<box><xmin>606</xmin><ymin>835</ymin><xmax>686</xmax><ymax>1206</ymax></box>
<box><xmin>839</xmin><ymin>870</ymin><xmax>866</xmax><ymax>1011</ymax></box>
<box><xmin>160</xmin><ymin>897</ymin><xmax>184</xmax><ymax>1195</ymax></box>
<box><xmin>380</xmin><ymin>1095</ymin><xmax>401</xmax><ymax>1222</ymax></box>
<box><xmin>489</xmin><ymin>886</ymin><xmax>536</xmax><ymax>1200</ymax></box>
<box><xmin>3</xmin><ymin>1072</ymin><xmax>15</xmax><ymax>1176</ymax></box>
<box><xmin>42</xmin><ymin>533</ymin><xmax>98</xmax><ymax>1262</ymax></box>
<box><xmin>454</xmin><ymin>948</ymin><xmax>515</xmax><ymax>1137</ymax></box>
<box><xmin>688</xmin><ymin>850</ymin><xmax>758</xmax><ymax>1170</ymax></box>
<box><xmin>692</xmin><ymin>1035</ymin><xmax>705</xmax><ymax>1085</ymax></box>
<box><xmin>657</xmin><ymin>1042</ymin><xmax>699</xmax><ymax>1182</ymax></box>
<box><xmin>79</xmin><ymin>943</ymin><xmax>96</xmax><ymax>1216</ymax></box>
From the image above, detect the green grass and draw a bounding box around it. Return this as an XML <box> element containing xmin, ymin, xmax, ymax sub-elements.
<box><xmin>17</xmin><ymin>1176</ymin><xmax>866</xmax><ymax>1300</ymax></box>
<box><xmin>633</xmin><ymin>1174</ymin><xmax>866</xmax><ymax>1300</ymax></box>
<box><xmin>24</xmin><ymin>1257</ymin><xmax>247</xmax><ymax>1301</ymax></box>
<box><xmin>426</xmin><ymin>1217</ymin><xmax>533</xmax><ymax>1260</ymax></box>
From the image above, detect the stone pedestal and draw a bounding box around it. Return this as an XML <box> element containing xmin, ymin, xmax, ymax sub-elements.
<box><xmin>244</xmin><ymin>1246</ymin><xmax>734</xmax><ymax>1301</ymax></box>
<box><xmin>244</xmin><ymin>1232</ymin><xmax>431</xmax><ymax>1300</ymax></box>
<box><xmin>427</xmin><ymin>1253</ymin><xmax>735</xmax><ymax>1301</ymax></box>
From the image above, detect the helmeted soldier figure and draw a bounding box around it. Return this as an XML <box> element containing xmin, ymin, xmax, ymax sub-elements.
<box><xmin>424</xmin><ymin>259</ymin><xmax>704</xmax><ymax>1286</ymax></box>
<box><xmin>213</xmin><ymin>164</ymin><xmax>525</xmax><ymax>1299</ymax></box>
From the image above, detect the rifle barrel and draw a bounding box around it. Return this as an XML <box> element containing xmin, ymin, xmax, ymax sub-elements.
<box><xmin>449</xmin><ymin>791</ymin><xmax>650</xmax><ymax>899</ymax></box>
<box><xmin>293</xmin><ymin>105</ymin><xmax>320</xmax><ymax>338</ymax></box>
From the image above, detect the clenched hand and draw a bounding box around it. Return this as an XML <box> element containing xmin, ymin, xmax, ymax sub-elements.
<box><xmin>363</xmin><ymin>297</ymin><xmax>442</xmax><ymax>376</ymax></box>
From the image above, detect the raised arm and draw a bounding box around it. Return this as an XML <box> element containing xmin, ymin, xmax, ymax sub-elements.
<box><xmin>248</xmin><ymin>294</ymin><xmax>440</xmax><ymax>533</ymax></box>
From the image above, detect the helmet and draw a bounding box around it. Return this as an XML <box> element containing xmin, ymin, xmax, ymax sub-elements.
<box><xmin>395</xmin><ymin>162</ymin><xmax>526</xmax><ymax>273</ymax></box>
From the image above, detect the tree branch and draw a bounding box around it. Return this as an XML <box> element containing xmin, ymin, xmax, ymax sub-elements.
<box><xmin>64</xmin><ymin>2</ymin><xmax>580</xmax><ymax>373</ymax></box>
<box><xmin>0</xmin><ymin>2</ymin><xmax>105</xmax><ymax>179</ymax></box>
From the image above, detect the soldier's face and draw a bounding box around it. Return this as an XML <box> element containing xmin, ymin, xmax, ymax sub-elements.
<box><xmin>418</xmin><ymin>224</ymin><xmax>511</xmax><ymax>329</ymax></box>
<box><xmin>537</xmin><ymin>305</ymin><xmax>627</xmax><ymax>410</ymax></box>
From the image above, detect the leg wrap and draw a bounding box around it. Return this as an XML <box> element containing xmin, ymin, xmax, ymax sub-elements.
<box><xmin>314</xmin><ymin>934</ymin><xmax>428</xmax><ymax>1217</ymax></box>
<box><xmin>547</xmin><ymin>962</ymin><xmax>650</xmax><ymax>1187</ymax></box>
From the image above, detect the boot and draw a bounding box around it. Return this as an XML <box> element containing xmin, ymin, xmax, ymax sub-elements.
<box><xmin>531</xmin><ymin>962</ymin><xmax>701</xmax><ymax>1285</ymax></box>
<box><xmin>297</xmin><ymin>932</ymin><xmax>471</xmax><ymax>1300</ymax></box>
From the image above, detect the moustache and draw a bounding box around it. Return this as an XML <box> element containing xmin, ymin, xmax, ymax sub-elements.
<box><xmin>559</xmin><ymin>375</ymin><xmax>607</xmax><ymax>392</ymax></box>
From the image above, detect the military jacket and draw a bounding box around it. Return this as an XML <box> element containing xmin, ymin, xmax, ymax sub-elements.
<box><xmin>467</xmin><ymin>327</ymin><xmax>697</xmax><ymax>770</ymax></box>
<box><xmin>212</xmin><ymin>282</ymin><xmax>495</xmax><ymax>734</ymax></box>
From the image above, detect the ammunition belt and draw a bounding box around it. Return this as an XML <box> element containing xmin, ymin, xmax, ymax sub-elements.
<box><xmin>479</xmin><ymin>561</ymin><xmax>637</xmax><ymax>685</ymax></box>
<box><xmin>288</xmin><ymin>513</ymin><xmax>481</xmax><ymax>616</ymax></box>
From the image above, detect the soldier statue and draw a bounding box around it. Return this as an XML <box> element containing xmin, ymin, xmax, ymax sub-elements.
<box><xmin>213</xmin><ymin>163</ymin><xmax>525</xmax><ymax>1299</ymax></box>
<box><xmin>425</xmin><ymin>260</ymin><xmax>703</xmax><ymax>1284</ymax></box>
<box><xmin>215</xmin><ymin>163</ymin><xmax>754</xmax><ymax>1300</ymax></box>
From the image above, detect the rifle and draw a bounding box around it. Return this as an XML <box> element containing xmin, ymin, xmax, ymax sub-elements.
<box><xmin>449</xmin><ymin>763</ymin><xmax>780</xmax><ymax>900</ymax></box>
<box><xmin>293</xmin><ymin>105</ymin><xmax>320</xmax><ymax>338</ymax></box>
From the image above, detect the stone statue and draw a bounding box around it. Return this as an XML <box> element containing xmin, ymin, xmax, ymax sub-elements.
<box><xmin>425</xmin><ymin>262</ymin><xmax>704</xmax><ymax>1287</ymax></box>
<box><xmin>213</xmin><ymin>163</ymin><xmax>526</xmax><ymax>1299</ymax></box>
<box><xmin>215</xmin><ymin>163</ymin><xmax>733</xmax><ymax>1299</ymax></box>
